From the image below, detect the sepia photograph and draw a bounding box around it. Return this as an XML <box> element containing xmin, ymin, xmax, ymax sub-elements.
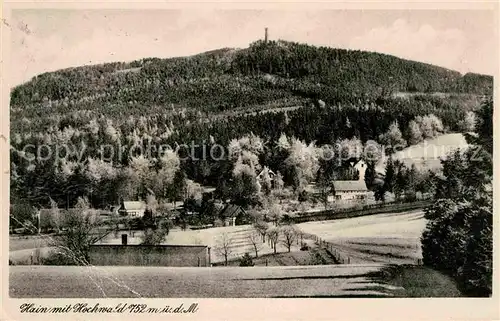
<box><xmin>1</xmin><ymin>3</ymin><xmax>498</xmax><ymax>318</ymax></box>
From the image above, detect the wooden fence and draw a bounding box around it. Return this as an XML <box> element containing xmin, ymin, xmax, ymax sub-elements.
<box><xmin>302</xmin><ymin>233</ymin><xmax>424</xmax><ymax>266</ymax></box>
<box><xmin>297</xmin><ymin>200</ymin><xmax>430</xmax><ymax>266</ymax></box>
<box><xmin>289</xmin><ymin>200</ymin><xmax>432</xmax><ymax>224</ymax></box>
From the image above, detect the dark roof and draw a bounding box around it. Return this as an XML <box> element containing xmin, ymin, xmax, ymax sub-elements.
<box><xmin>333</xmin><ymin>180</ymin><xmax>368</xmax><ymax>192</ymax></box>
<box><xmin>219</xmin><ymin>204</ymin><xmax>245</xmax><ymax>218</ymax></box>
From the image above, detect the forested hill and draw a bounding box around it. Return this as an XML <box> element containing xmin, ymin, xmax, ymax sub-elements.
<box><xmin>10</xmin><ymin>40</ymin><xmax>492</xmax><ymax>114</ymax></box>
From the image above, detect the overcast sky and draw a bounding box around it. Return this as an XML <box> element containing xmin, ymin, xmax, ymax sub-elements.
<box><xmin>9</xmin><ymin>9</ymin><xmax>497</xmax><ymax>87</ymax></box>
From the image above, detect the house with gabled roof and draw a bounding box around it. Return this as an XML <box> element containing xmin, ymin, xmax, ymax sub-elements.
<box><xmin>257</xmin><ymin>166</ymin><xmax>276</xmax><ymax>181</ymax></box>
<box><xmin>256</xmin><ymin>166</ymin><xmax>276</xmax><ymax>190</ymax></box>
<box><xmin>332</xmin><ymin>159</ymin><xmax>370</xmax><ymax>201</ymax></box>
<box><xmin>218</xmin><ymin>204</ymin><xmax>246</xmax><ymax>226</ymax></box>
<box><xmin>119</xmin><ymin>201</ymin><xmax>147</xmax><ymax>217</ymax></box>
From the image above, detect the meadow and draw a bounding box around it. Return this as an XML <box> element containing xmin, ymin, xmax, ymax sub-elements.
<box><xmin>8</xmin><ymin>264</ymin><xmax>390</xmax><ymax>298</ymax></box>
<box><xmin>375</xmin><ymin>133</ymin><xmax>469</xmax><ymax>174</ymax></box>
<box><xmin>297</xmin><ymin>210</ymin><xmax>426</xmax><ymax>264</ymax></box>
<box><xmin>9</xmin><ymin>235</ymin><xmax>54</xmax><ymax>265</ymax></box>
<box><xmin>11</xmin><ymin>209</ymin><xmax>425</xmax><ymax>265</ymax></box>
<box><xmin>9</xmin><ymin>263</ymin><xmax>461</xmax><ymax>298</ymax></box>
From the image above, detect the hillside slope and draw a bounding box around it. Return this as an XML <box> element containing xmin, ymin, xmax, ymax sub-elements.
<box><xmin>10</xmin><ymin>40</ymin><xmax>492</xmax><ymax>115</ymax></box>
<box><xmin>374</xmin><ymin>133</ymin><xmax>470</xmax><ymax>174</ymax></box>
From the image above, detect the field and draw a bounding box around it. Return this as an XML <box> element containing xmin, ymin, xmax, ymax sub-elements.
<box><xmin>297</xmin><ymin>210</ymin><xmax>426</xmax><ymax>264</ymax></box>
<box><xmin>9</xmin><ymin>208</ymin><xmax>464</xmax><ymax>298</ymax></box>
<box><xmin>9</xmin><ymin>235</ymin><xmax>51</xmax><ymax>251</ymax></box>
<box><xmin>9</xmin><ymin>235</ymin><xmax>54</xmax><ymax>264</ymax></box>
<box><xmin>216</xmin><ymin>248</ymin><xmax>337</xmax><ymax>267</ymax></box>
<box><xmin>9</xmin><ymin>264</ymin><xmax>461</xmax><ymax>298</ymax></box>
<box><xmin>375</xmin><ymin>133</ymin><xmax>469</xmax><ymax>174</ymax></box>
<box><xmin>98</xmin><ymin>225</ymin><xmax>308</xmax><ymax>263</ymax></box>
<box><xmin>11</xmin><ymin>209</ymin><xmax>426</xmax><ymax>265</ymax></box>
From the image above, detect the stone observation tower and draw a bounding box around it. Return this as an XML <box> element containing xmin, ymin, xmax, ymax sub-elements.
<box><xmin>265</xmin><ymin>27</ymin><xmax>268</xmax><ymax>43</ymax></box>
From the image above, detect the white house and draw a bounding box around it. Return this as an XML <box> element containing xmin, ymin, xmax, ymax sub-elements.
<box><xmin>119</xmin><ymin>201</ymin><xmax>147</xmax><ymax>217</ymax></box>
<box><xmin>332</xmin><ymin>160</ymin><xmax>370</xmax><ymax>201</ymax></box>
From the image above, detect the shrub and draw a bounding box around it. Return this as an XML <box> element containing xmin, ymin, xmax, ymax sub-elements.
<box><xmin>213</xmin><ymin>219</ymin><xmax>224</xmax><ymax>227</ymax></box>
<box><xmin>239</xmin><ymin>253</ymin><xmax>254</xmax><ymax>267</ymax></box>
<box><xmin>300</xmin><ymin>242</ymin><xmax>310</xmax><ymax>251</ymax></box>
<box><xmin>421</xmin><ymin>197</ymin><xmax>492</xmax><ymax>297</ymax></box>
<box><xmin>41</xmin><ymin>250</ymin><xmax>78</xmax><ymax>266</ymax></box>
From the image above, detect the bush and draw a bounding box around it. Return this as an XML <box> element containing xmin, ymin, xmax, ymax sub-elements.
<box><xmin>41</xmin><ymin>250</ymin><xmax>78</xmax><ymax>265</ymax></box>
<box><xmin>421</xmin><ymin>198</ymin><xmax>492</xmax><ymax>297</ymax></box>
<box><xmin>129</xmin><ymin>217</ymin><xmax>144</xmax><ymax>230</ymax></box>
<box><xmin>239</xmin><ymin>253</ymin><xmax>254</xmax><ymax>267</ymax></box>
<box><xmin>300</xmin><ymin>242</ymin><xmax>310</xmax><ymax>251</ymax></box>
<box><xmin>213</xmin><ymin>219</ymin><xmax>224</xmax><ymax>227</ymax></box>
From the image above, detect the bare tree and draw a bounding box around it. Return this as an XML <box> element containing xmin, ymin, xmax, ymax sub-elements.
<box><xmin>267</xmin><ymin>203</ymin><xmax>284</xmax><ymax>226</ymax></box>
<box><xmin>247</xmin><ymin>231</ymin><xmax>263</xmax><ymax>258</ymax></box>
<box><xmin>267</xmin><ymin>228</ymin><xmax>280</xmax><ymax>254</ymax></box>
<box><xmin>281</xmin><ymin>225</ymin><xmax>298</xmax><ymax>252</ymax></box>
<box><xmin>253</xmin><ymin>219</ymin><xmax>268</xmax><ymax>243</ymax></box>
<box><xmin>214</xmin><ymin>232</ymin><xmax>234</xmax><ymax>266</ymax></box>
<box><xmin>51</xmin><ymin>197</ymin><xmax>106</xmax><ymax>265</ymax></box>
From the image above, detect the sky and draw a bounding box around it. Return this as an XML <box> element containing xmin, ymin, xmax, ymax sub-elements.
<box><xmin>8</xmin><ymin>9</ymin><xmax>498</xmax><ymax>87</ymax></box>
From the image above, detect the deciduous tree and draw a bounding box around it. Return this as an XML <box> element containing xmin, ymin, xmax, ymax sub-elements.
<box><xmin>281</xmin><ymin>225</ymin><xmax>298</xmax><ymax>252</ymax></box>
<box><xmin>214</xmin><ymin>232</ymin><xmax>234</xmax><ymax>266</ymax></box>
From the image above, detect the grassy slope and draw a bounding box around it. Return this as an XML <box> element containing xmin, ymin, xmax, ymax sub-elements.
<box><xmin>375</xmin><ymin>133</ymin><xmax>469</xmax><ymax>174</ymax></box>
<box><xmin>363</xmin><ymin>265</ymin><xmax>462</xmax><ymax>297</ymax></box>
<box><xmin>297</xmin><ymin>210</ymin><xmax>426</xmax><ymax>264</ymax></box>
<box><xmin>214</xmin><ymin>248</ymin><xmax>337</xmax><ymax>267</ymax></box>
<box><xmin>9</xmin><ymin>264</ymin><xmax>461</xmax><ymax>298</ymax></box>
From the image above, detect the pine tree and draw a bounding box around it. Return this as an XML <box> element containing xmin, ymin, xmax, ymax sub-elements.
<box><xmin>364</xmin><ymin>162</ymin><xmax>376</xmax><ymax>190</ymax></box>
<box><xmin>383</xmin><ymin>156</ymin><xmax>395</xmax><ymax>194</ymax></box>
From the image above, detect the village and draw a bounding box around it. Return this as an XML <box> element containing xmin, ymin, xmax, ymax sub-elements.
<box><xmin>11</xmin><ymin>158</ymin><xmax>402</xmax><ymax>267</ymax></box>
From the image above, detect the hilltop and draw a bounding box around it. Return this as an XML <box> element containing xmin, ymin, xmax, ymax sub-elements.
<box><xmin>10</xmin><ymin>40</ymin><xmax>492</xmax><ymax>117</ymax></box>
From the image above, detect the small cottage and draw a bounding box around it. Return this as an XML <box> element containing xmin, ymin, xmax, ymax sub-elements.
<box><xmin>256</xmin><ymin>166</ymin><xmax>276</xmax><ymax>188</ymax></box>
<box><xmin>119</xmin><ymin>201</ymin><xmax>147</xmax><ymax>217</ymax></box>
<box><xmin>332</xmin><ymin>181</ymin><xmax>369</xmax><ymax>201</ymax></box>
<box><xmin>218</xmin><ymin>204</ymin><xmax>247</xmax><ymax>226</ymax></box>
<box><xmin>332</xmin><ymin>160</ymin><xmax>370</xmax><ymax>201</ymax></box>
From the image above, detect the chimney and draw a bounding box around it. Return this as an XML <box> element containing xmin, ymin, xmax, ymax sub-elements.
<box><xmin>121</xmin><ymin>234</ymin><xmax>128</xmax><ymax>245</ymax></box>
<box><xmin>265</xmin><ymin>27</ymin><xmax>268</xmax><ymax>43</ymax></box>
